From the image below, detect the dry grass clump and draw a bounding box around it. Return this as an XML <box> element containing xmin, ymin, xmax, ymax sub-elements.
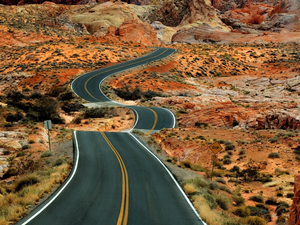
<box><xmin>0</xmin><ymin>163</ymin><xmax>71</xmax><ymax>223</ymax></box>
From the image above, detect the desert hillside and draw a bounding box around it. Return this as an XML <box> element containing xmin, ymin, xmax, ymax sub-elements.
<box><xmin>0</xmin><ymin>0</ymin><xmax>300</xmax><ymax>224</ymax></box>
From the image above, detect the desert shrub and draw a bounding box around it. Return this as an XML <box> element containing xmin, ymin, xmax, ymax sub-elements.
<box><xmin>184</xmin><ymin>177</ymin><xmax>208</xmax><ymax>190</ymax></box>
<box><xmin>268</xmin><ymin>152</ymin><xmax>280</xmax><ymax>158</ymax></box>
<box><xmin>16</xmin><ymin>151</ymin><xmax>26</xmax><ymax>157</ymax></box>
<box><xmin>220</xmin><ymin>185</ymin><xmax>231</xmax><ymax>194</ymax></box>
<box><xmin>72</xmin><ymin>116</ymin><xmax>82</xmax><ymax>124</ymax></box>
<box><xmin>215</xmin><ymin>194</ymin><xmax>230</xmax><ymax>210</ymax></box>
<box><xmin>225</xmin><ymin>142</ymin><xmax>235</xmax><ymax>150</ymax></box>
<box><xmin>180</xmin><ymin>160</ymin><xmax>191</xmax><ymax>168</ymax></box>
<box><xmin>6</xmin><ymin>91</ymin><xmax>24</xmax><ymax>101</ymax></box>
<box><xmin>48</xmin><ymin>86</ymin><xmax>67</xmax><ymax>97</ymax></box>
<box><xmin>242</xmin><ymin>216</ymin><xmax>267</xmax><ymax>225</ymax></box>
<box><xmin>58</xmin><ymin>91</ymin><xmax>74</xmax><ymax>101</ymax></box>
<box><xmin>6</xmin><ymin>112</ymin><xmax>24</xmax><ymax>122</ymax></box>
<box><xmin>30</xmin><ymin>91</ymin><xmax>42</xmax><ymax>99</ymax></box>
<box><xmin>223</xmin><ymin>158</ymin><xmax>232</xmax><ymax>165</ymax></box>
<box><xmin>216</xmin><ymin>177</ymin><xmax>226</xmax><ymax>184</ymax></box>
<box><xmin>14</xmin><ymin>175</ymin><xmax>39</xmax><ymax>192</ymax></box>
<box><xmin>239</xmin><ymin>149</ymin><xmax>246</xmax><ymax>155</ymax></box>
<box><xmin>114</xmin><ymin>86</ymin><xmax>142</xmax><ymax>100</ymax></box>
<box><xmin>30</xmin><ymin>97</ymin><xmax>62</xmax><ymax>123</ymax></box>
<box><xmin>208</xmin><ymin>181</ymin><xmax>220</xmax><ymax>190</ymax></box>
<box><xmin>195</xmin><ymin>122</ymin><xmax>209</xmax><ymax>128</ymax></box>
<box><xmin>224</xmin><ymin>154</ymin><xmax>231</xmax><ymax>159</ymax></box>
<box><xmin>61</xmin><ymin>102</ymin><xmax>84</xmax><ymax>113</ymax></box>
<box><xmin>275</xmin><ymin>201</ymin><xmax>289</xmax><ymax>216</ymax></box>
<box><xmin>202</xmin><ymin>192</ymin><xmax>218</xmax><ymax>210</ymax></box>
<box><xmin>286</xmin><ymin>193</ymin><xmax>294</xmax><ymax>198</ymax></box>
<box><xmin>83</xmin><ymin>107</ymin><xmax>116</xmax><ymax>119</ymax></box>
<box><xmin>22</xmin><ymin>145</ymin><xmax>30</xmax><ymax>150</ymax></box>
<box><xmin>41</xmin><ymin>151</ymin><xmax>53</xmax><ymax>158</ymax></box>
<box><xmin>247</xmin><ymin>206</ymin><xmax>271</xmax><ymax>222</ymax></box>
<box><xmin>53</xmin><ymin>158</ymin><xmax>65</xmax><ymax>166</ymax></box>
<box><xmin>230</xmin><ymin>165</ymin><xmax>241</xmax><ymax>173</ymax></box>
<box><xmin>269</xmin><ymin>136</ymin><xmax>279</xmax><ymax>143</ymax></box>
<box><xmin>276</xmin><ymin>215</ymin><xmax>287</xmax><ymax>224</ymax></box>
<box><xmin>275</xmin><ymin>168</ymin><xmax>289</xmax><ymax>176</ymax></box>
<box><xmin>3</xmin><ymin>167</ymin><xmax>18</xmax><ymax>179</ymax></box>
<box><xmin>232</xmin><ymin>195</ymin><xmax>245</xmax><ymax>206</ymax></box>
<box><xmin>191</xmin><ymin>164</ymin><xmax>205</xmax><ymax>172</ymax></box>
<box><xmin>293</xmin><ymin>146</ymin><xmax>300</xmax><ymax>154</ymax></box>
<box><xmin>3</xmin><ymin>150</ymin><xmax>10</xmax><ymax>155</ymax></box>
<box><xmin>249</xmin><ymin>195</ymin><xmax>264</xmax><ymax>203</ymax></box>
<box><xmin>232</xmin><ymin>206</ymin><xmax>250</xmax><ymax>217</ymax></box>
<box><xmin>265</xmin><ymin>197</ymin><xmax>277</xmax><ymax>205</ymax></box>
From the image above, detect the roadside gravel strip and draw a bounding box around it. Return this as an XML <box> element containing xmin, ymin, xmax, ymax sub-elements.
<box><xmin>19</xmin><ymin>48</ymin><xmax>206</xmax><ymax>225</ymax></box>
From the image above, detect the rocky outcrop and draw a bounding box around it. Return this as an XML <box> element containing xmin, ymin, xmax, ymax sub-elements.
<box><xmin>246</xmin><ymin>109</ymin><xmax>300</xmax><ymax>130</ymax></box>
<box><xmin>106</xmin><ymin>19</ymin><xmax>161</xmax><ymax>46</ymax></box>
<box><xmin>71</xmin><ymin>2</ymin><xmax>141</xmax><ymax>35</ymax></box>
<box><xmin>288</xmin><ymin>174</ymin><xmax>300</xmax><ymax>225</ymax></box>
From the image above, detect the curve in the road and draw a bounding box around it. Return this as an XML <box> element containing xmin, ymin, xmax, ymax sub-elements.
<box><xmin>18</xmin><ymin>48</ymin><xmax>206</xmax><ymax>225</ymax></box>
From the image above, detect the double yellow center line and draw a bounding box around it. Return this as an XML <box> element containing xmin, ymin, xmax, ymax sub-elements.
<box><xmin>83</xmin><ymin>49</ymin><xmax>168</xmax><ymax>102</ymax></box>
<box><xmin>101</xmin><ymin>132</ymin><xmax>129</xmax><ymax>225</ymax></box>
<box><xmin>82</xmin><ymin>49</ymin><xmax>169</xmax><ymax>134</ymax></box>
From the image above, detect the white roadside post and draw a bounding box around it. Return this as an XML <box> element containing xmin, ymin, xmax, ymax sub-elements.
<box><xmin>44</xmin><ymin>120</ymin><xmax>52</xmax><ymax>152</ymax></box>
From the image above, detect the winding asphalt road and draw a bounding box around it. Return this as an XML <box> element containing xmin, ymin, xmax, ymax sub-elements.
<box><xmin>17</xmin><ymin>48</ymin><xmax>205</xmax><ymax>225</ymax></box>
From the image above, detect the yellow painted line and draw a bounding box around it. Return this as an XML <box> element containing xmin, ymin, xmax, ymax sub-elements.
<box><xmin>83</xmin><ymin>49</ymin><xmax>169</xmax><ymax>103</ymax></box>
<box><xmin>101</xmin><ymin>132</ymin><xmax>129</xmax><ymax>225</ymax></box>
<box><xmin>145</xmin><ymin>108</ymin><xmax>158</xmax><ymax>135</ymax></box>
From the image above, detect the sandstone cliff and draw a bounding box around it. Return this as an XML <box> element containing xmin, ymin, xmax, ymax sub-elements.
<box><xmin>288</xmin><ymin>174</ymin><xmax>300</xmax><ymax>225</ymax></box>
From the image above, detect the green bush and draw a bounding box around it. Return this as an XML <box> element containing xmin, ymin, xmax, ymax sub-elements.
<box><xmin>275</xmin><ymin>201</ymin><xmax>289</xmax><ymax>216</ymax></box>
<box><xmin>180</xmin><ymin>160</ymin><xmax>191</xmax><ymax>168</ymax></box>
<box><xmin>265</xmin><ymin>197</ymin><xmax>277</xmax><ymax>205</ymax></box>
<box><xmin>83</xmin><ymin>107</ymin><xmax>116</xmax><ymax>119</ymax></box>
<box><xmin>249</xmin><ymin>195</ymin><xmax>264</xmax><ymax>203</ymax></box>
<box><xmin>269</xmin><ymin>136</ymin><xmax>279</xmax><ymax>143</ymax></box>
<box><xmin>268</xmin><ymin>152</ymin><xmax>280</xmax><ymax>158</ymax></box>
<box><xmin>223</xmin><ymin>158</ymin><xmax>232</xmax><ymax>164</ymax></box>
<box><xmin>230</xmin><ymin>165</ymin><xmax>241</xmax><ymax>173</ymax></box>
<box><xmin>215</xmin><ymin>194</ymin><xmax>230</xmax><ymax>210</ymax></box>
<box><xmin>14</xmin><ymin>175</ymin><xmax>39</xmax><ymax>192</ymax></box>
<box><xmin>242</xmin><ymin>216</ymin><xmax>267</xmax><ymax>225</ymax></box>
<box><xmin>286</xmin><ymin>193</ymin><xmax>294</xmax><ymax>198</ymax></box>
<box><xmin>41</xmin><ymin>151</ymin><xmax>53</xmax><ymax>158</ymax></box>
<box><xmin>208</xmin><ymin>181</ymin><xmax>220</xmax><ymax>190</ymax></box>
<box><xmin>239</xmin><ymin>149</ymin><xmax>246</xmax><ymax>155</ymax></box>
<box><xmin>220</xmin><ymin>185</ymin><xmax>231</xmax><ymax>194</ymax></box>
<box><xmin>184</xmin><ymin>177</ymin><xmax>208</xmax><ymax>189</ymax></box>
<box><xmin>224</xmin><ymin>154</ymin><xmax>231</xmax><ymax>159</ymax></box>
<box><xmin>232</xmin><ymin>206</ymin><xmax>250</xmax><ymax>217</ymax></box>
<box><xmin>216</xmin><ymin>177</ymin><xmax>226</xmax><ymax>184</ymax></box>
<box><xmin>232</xmin><ymin>195</ymin><xmax>245</xmax><ymax>206</ymax></box>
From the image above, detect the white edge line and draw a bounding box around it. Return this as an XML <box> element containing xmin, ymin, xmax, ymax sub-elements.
<box><xmin>160</xmin><ymin>108</ymin><xmax>176</xmax><ymax>128</ymax></box>
<box><xmin>21</xmin><ymin>131</ymin><xmax>80</xmax><ymax>225</ymax></box>
<box><xmin>128</xmin><ymin>132</ymin><xmax>207</xmax><ymax>225</ymax></box>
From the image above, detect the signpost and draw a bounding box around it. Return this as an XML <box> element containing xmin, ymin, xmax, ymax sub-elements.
<box><xmin>209</xmin><ymin>141</ymin><xmax>222</xmax><ymax>181</ymax></box>
<box><xmin>44</xmin><ymin>120</ymin><xmax>52</xmax><ymax>152</ymax></box>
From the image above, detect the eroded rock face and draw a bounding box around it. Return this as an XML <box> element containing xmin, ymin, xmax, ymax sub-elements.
<box><xmin>288</xmin><ymin>174</ymin><xmax>300</xmax><ymax>225</ymax></box>
<box><xmin>246</xmin><ymin>109</ymin><xmax>300</xmax><ymax>130</ymax></box>
<box><xmin>105</xmin><ymin>19</ymin><xmax>161</xmax><ymax>46</ymax></box>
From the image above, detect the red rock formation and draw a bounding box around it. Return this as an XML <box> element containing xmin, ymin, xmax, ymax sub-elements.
<box><xmin>106</xmin><ymin>19</ymin><xmax>161</xmax><ymax>46</ymax></box>
<box><xmin>181</xmin><ymin>0</ymin><xmax>219</xmax><ymax>25</ymax></box>
<box><xmin>288</xmin><ymin>174</ymin><xmax>300</xmax><ymax>225</ymax></box>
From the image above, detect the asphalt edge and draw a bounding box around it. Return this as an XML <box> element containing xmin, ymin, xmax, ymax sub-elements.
<box><xmin>17</xmin><ymin>131</ymin><xmax>80</xmax><ymax>225</ymax></box>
